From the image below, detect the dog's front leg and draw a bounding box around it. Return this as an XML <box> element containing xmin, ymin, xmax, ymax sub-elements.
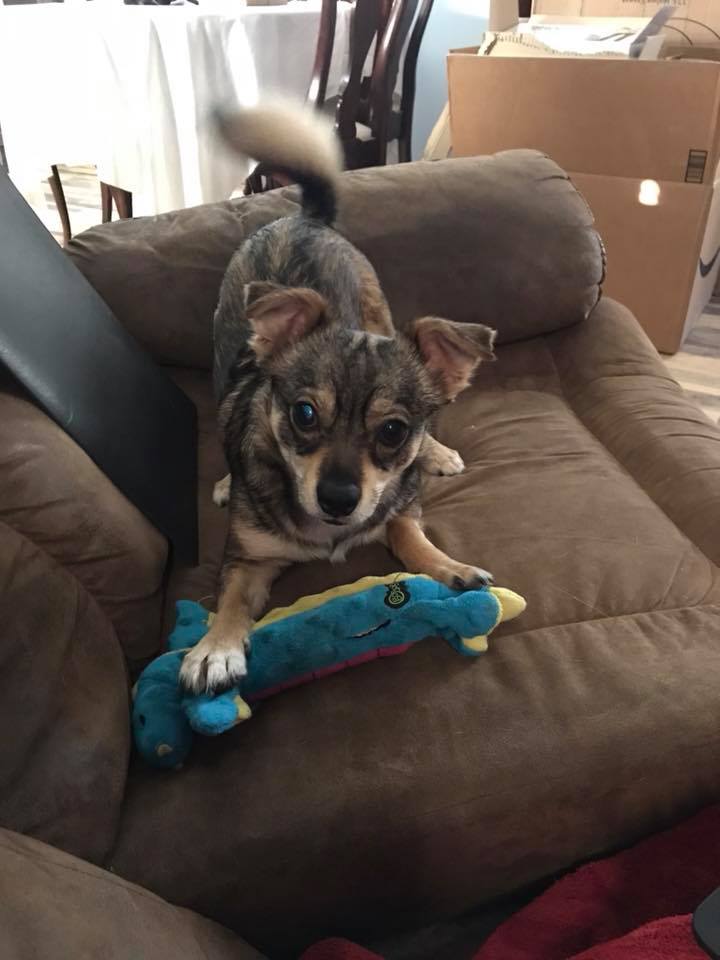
<box><xmin>419</xmin><ymin>435</ymin><xmax>464</xmax><ymax>477</ymax></box>
<box><xmin>180</xmin><ymin>557</ymin><xmax>283</xmax><ymax>693</ymax></box>
<box><xmin>387</xmin><ymin>514</ymin><xmax>493</xmax><ymax>590</ymax></box>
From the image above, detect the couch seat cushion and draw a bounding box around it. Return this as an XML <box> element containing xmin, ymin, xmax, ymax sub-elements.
<box><xmin>111</xmin><ymin>301</ymin><xmax>720</xmax><ymax>954</ymax></box>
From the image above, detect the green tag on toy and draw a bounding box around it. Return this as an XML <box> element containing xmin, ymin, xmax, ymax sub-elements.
<box><xmin>385</xmin><ymin>582</ymin><xmax>410</xmax><ymax>609</ymax></box>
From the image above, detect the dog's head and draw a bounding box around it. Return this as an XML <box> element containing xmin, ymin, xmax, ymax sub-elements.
<box><xmin>244</xmin><ymin>282</ymin><xmax>495</xmax><ymax>531</ymax></box>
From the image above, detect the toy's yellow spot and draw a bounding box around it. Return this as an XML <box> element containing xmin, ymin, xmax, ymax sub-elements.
<box><xmin>233</xmin><ymin>695</ymin><xmax>252</xmax><ymax>722</ymax></box>
<box><xmin>462</xmin><ymin>635</ymin><xmax>489</xmax><ymax>653</ymax></box>
<box><xmin>156</xmin><ymin>743</ymin><xmax>173</xmax><ymax>757</ymax></box>
<box><xmin>490</xmin><ymin>587</ymin><xmax>527</xmax><ymax>621</ymax></box>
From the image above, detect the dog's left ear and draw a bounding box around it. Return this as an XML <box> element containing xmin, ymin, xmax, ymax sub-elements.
<box><xmin>244</xmin><ymin>282</ymin><xmax>328</xmax><ymax>358</ymax></box>
<box><xmin>414</xmin><ymin>317</ymin><xmax>496</xmax><ymax>400</ymax></box>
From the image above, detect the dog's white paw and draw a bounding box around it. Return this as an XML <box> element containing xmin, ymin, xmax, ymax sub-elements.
<box><xmin>179</xmin><ymin>630</ymin><xmax>248</xmax><ymax>693</ymax></box>
<box><xmin>422</xmin><ymin>443</ymin><xmax>465</xmax><ymax>477</ymax></box>
<box><xmin>213</xmin><ymin>474</ymin><xmax>231</xmax><ymax>508</ymax></box>
<box><xmin>435</xmin><ymin>562</ymin><xmax>494</xmax><ymax>591</ymax></box>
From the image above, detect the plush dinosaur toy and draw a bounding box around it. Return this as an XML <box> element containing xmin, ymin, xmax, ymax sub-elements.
<box><xmin>132</xmin><ymin>574</ymin><xmax>526</xmax><ymax>769</ymax></box>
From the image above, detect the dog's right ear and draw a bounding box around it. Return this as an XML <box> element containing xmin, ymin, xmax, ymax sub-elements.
<box><xmin>414</xmin><ymin>316</ymin><xmax>496</xmax><ymax>400</ymax></box>
<box><xmin>244</xmin><ymin>282</ymin><xmax>328</xmax><ymax>358</ymax></box>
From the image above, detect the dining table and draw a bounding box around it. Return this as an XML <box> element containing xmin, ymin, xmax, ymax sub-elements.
<box><xmin>0</xmin><ymin>0</ymin><xmax>353</xmax><ymax>216</ymax></box>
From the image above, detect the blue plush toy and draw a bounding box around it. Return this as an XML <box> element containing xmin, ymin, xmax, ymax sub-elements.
<box><xmin>132</xmin><ymin>574</ymin><xmax>526</xmax><ymax>769</ymax></box>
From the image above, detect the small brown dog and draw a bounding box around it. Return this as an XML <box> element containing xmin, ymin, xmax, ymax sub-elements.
<box><xmin>180</xmin><ymin>104</ymin><xmax>496</xmax><ymax>693</ymax></box>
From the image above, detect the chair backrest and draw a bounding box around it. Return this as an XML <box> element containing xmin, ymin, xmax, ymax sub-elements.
<box><xmin>366</xmin><ymin>0</ymin><xmax>425</xmax><ymax>161</ymax></box>
<box><xmin>335</xmin><ymin>0</ymin><xmax>385</xmax><ymax>142</ymax></box>
<box><xmin>308</xmin><ymin>0</ymin><xmax>386</xmax><ymax>113</ymax></box>
<box><xmin>396</xmin><ymin>0</ymin><xmax>435</xmax><ymax>161</ymax></box>
<box><xmin>310</xmin><ymin>0</ymin><xmax>436</xmax><ymax>165</ymax></box>
<box><xmin>307</xmin><ymin>0</ymin><xmax>338</xmax><ymax>108</ymax></box>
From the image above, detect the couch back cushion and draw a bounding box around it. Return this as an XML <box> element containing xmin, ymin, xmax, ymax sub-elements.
<box><xmin>0</xmin><ymin>381</ymin><xmax>168</xmax><ymax>661</ymax></box>
<box><xmin>66</xmin><ymin>152</ymin><xmax>604</xmax><ymax>369</ymax></box>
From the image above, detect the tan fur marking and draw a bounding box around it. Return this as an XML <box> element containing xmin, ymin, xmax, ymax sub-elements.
<box><xmin>364</xmin><ymin>395</ymin><xmax>410</xmax><ymax>431</ymax></box>
<box><xmin>292</xmin><ymin>446</ymin><xmax>326</xmax><ymax>517</ymax></box>
<box><xmin>303</xmin><ymin>387</ymin><xmax>336</xmax><ymax>428</ymax></box>
<box><xmin>356</xmin><ymin>452</ymin><xmax>390</xmax><ymax>518</ymax></box>
<box><xmin>358</xmin><ymin>270</ymin><xmax>394</xmax><ymax>337</ymax></box>
<box><xmin>269</xmin><ymin>405</ymin><xmax>329</xmax><ymax>517</ymax></box>
<box><xmin>234</xmin><ymin>520</ymin><xmax>331</xmax><ymax>561</ymax></box>
<box><xmin>265</xmin><ymin>227</ymin><xmax>293</xmax><ymax>276</ymax></box>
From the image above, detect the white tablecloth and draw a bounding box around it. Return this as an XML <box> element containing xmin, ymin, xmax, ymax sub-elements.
<box><xmin>0</xmin><ymin>1</ymin><xmax>351</xmax><ymax>215</ymax></box>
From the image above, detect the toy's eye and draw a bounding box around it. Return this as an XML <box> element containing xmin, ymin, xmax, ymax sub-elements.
<box><xmin>138</xmin><ymin>715</ymin><xmax>146</xmax><ymax>727</ymax></box>
<box><xmin>292</xmin><ymin>401</ymin><xmax>318</xmax><ymax>430</ymax></box>
<box><xmin>378</xmin><ymin>419</ymin><xmax>408</xmax><ymax>449</ymax></box>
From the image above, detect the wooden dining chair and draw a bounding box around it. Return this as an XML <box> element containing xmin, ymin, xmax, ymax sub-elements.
<box><xmin>338</xmin><ymin>0</ymin><xmax>436</xmax><ymax>167</ymax></box>
<box><xmin>100</xmin><ymin>181</ymin><xmax>133</xmax><ymax>223</ymax></box>
<box><xmin>52</xmin><ymin>0</ymin><xmax>435</xmax><ymax>234</ymax></box>
<box><xmin>46</xmin><ymin>167</ymin><xmax>132</xmax><ymax>244</ymax></box>
<box><xmin>245</xmin><ymin>0</ymin><xmax>435</xmax><ymax>195</ymax></box>
<box><xmin>96</xmin><ymin>0</ymin><xmax>379</xmax><ymax>225</ymax></box>
<box><xmin>48</xmin><ymin>165</ymin><xmax>73</xmax><ymax>246</ymax></box>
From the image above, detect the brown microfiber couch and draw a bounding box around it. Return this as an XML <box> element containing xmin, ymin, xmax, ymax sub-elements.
<box><xmin>2</xmin><ymin>152</ymin><xmax>720</xmax><ymax>959</ymax></box>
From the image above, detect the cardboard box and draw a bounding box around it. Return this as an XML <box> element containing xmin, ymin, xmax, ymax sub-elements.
<box><xmin>422</xmin><ymin>14</ymin><xmax>665</xmax><ymax>161</ymax></box>
<box><xmin>519</xmin><ymin>10</ymin><xmax>675</xmax><ymax>56</ymax></box>
<box><xmin>664</xmin><ymin>43</ymin><xmax>720</xmax><ymax>60</ymax></box>
<box><xmin>570</xmin><ymin>173</ymin><xmax>719</xmax><ymax>351</ymax></box>
<box><xmin>447</xmin><ymin>53</ymin><xmax>720</xmax><ymax>351</ymax></box>
<box><xmin>490</xmin><ymin>0</ymin><xmax>521</xmax><ymax>30</ymax></box>
<box><xmin>532</xmin><ymin>0</ymin><xmax>720</xmax><ymax>44</ymax></box>
<box><xmin>448</xmin><ymin>56</ymin><xmax>720</xmax><ymax>182</ymax></box>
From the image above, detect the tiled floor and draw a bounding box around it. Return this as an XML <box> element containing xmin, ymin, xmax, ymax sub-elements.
<box><xmin>32</xmin><ymin>164</ymin><xmax>720</xmax><ymax>426</ymax></box>
<box><xmin>664</xmin><ymin>306</ymin><xmax>720</xmax><ymax>425</ymax></box>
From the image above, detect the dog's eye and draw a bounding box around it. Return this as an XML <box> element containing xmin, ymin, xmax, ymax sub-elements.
<box><xmin>291</xmin><ymin>401</ymin><xmax>318</xmax><ymax>430</ymax></box>
<box><xmin>378</xmin><ymin>419</ymin><xmax>408</xmax><ymax>448</ymax></box>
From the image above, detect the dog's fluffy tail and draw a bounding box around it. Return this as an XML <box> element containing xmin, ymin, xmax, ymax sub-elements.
<box><xmin>214</xmin><ymin>102</ymin><xmax>342</xmax><ymax>225</ymax></box>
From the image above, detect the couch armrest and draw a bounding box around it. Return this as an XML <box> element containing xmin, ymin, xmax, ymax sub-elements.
<box><xmin>65</xmin><ymin>152</ymin><xmax>604</xmax><ymax>369</ymax></box>
<box><xmin>548</xmin><ymin>297</ymin><xmax>720</xmax><ymax>566</ymax></box>
<box><xmin>0</xmin><ymin>523</ymin><xmax>129</xmax><ymax>864</ymax></box>
<box><xmin>0</xmin><ymin>828</ymin><xmax>266</xmax><ymax>960</ymax></box>
<box><xmin>0</xmin><ymin>379</ymin><xmax>168</xmax><ymax>660</ymax></box>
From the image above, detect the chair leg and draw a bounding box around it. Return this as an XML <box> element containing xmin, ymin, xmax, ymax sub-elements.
<box><xmin>398</xmin><ymin>129</ymin><xmax>412</xmax><ymax>164</ymax></box>
<box><xmin>100</xmin><ymin>181</ymin><xmax>112</xmax><ymax>223</ymax></box>
<box><xmin>48</xmin><ymin>165</ymin><xmax>72</xmax><ymax>245</ymax></box>
<box><xmin>244</xmin><ymin>163</ymin><xmax>267</xmax><ymax>195</ymax></box>
<box><xmin>110</xmin><ymin>186</ymin><xmax>133</xmax><ymax>220</ymax></box>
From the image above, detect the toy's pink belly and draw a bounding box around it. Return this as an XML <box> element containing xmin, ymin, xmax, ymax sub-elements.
<box><xmin>247</xmin><ymin>642</ymin><xmax>414</xmax><ymax>703</ymax></box>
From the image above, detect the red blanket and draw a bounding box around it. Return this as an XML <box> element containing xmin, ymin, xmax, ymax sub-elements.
<box><xmin>302</xmin><ymin>805</ymin><xmax>720</xmax><ymax>960</ymax></box>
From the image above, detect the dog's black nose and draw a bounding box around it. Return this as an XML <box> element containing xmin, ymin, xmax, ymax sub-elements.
<box><xmin>317</xmin><ymin>476</ymin><xmax>360</xmax><ymax>518</ymax></box>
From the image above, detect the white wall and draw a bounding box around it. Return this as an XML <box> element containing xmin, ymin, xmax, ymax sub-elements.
<box><xmin>411</xmin><ymin>0</ymin><xmax>491</xmax><ymax>159</ymax></box>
